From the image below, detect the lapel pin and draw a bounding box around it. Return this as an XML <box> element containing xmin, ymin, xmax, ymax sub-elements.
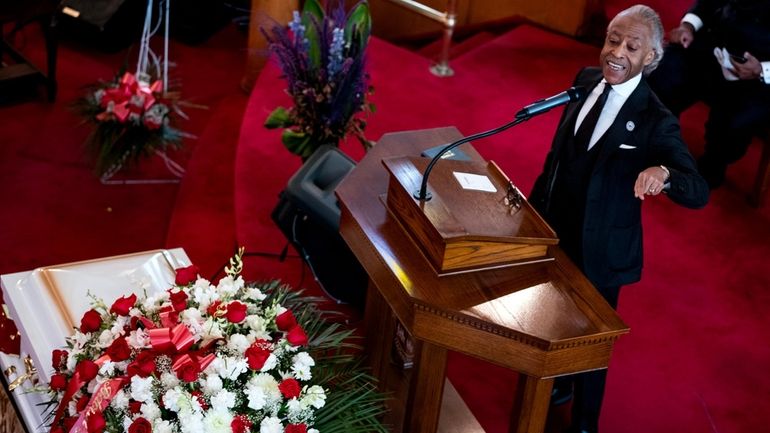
<box><xmin>626</xmin><ymin>121</ymin><xmax>635</xmax><ymax>131</ymax></box>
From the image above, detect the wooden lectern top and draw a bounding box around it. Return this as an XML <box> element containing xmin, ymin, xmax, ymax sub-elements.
<box><xmin>336</xmin><ymin>127</ymin><xmax>628</xmax><ymax>377</ymax></box>
<box><xmin>382</xmin><ymin>155</ymin><xmax>557</xmax><ymax>273</ymax></box>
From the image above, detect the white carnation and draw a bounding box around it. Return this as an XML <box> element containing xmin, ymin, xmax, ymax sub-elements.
<box><xmin>181</xmin><ymin>308</ymin><xmax>204</xmax><ymax>335</ymax></box>
<box><xmin>259</xmin><ymin>416</ymin><xmax>283</xmax><ymax>433</ymax></box>
<box><xmin>218</xmin><ymin>356</ymin><xmax>248</xmax><ymax>380</ymax></box>
<box><xmin>154</xmin><ymin>419</ymin><xmax>175</xmax><ymax>433</ymax></box>
<box><xmin>210</xmin><ymin>389</ymin><xmax>237</xmax><ymax>411</ymax></box>
<box><xmin>203</xmin><ymin>410</ymin><xmax>234</xmax><ymax>433</ymax></box>
<box><xmin>130</xmin><ymin>375</ymin><xmax>154</xmax><ymax>402</ymax></box>
<box><xmin>286</xmin><ymin>398</ymin><xmax>303</xmax><ymax>417</ymax></box>
<box><xmin>226</xmin><ymin>333</ymin><xmax>250</xmax><ymax>354</ymax></box>
<box><xmin>200</xmin><ymin>374</ymin><xmax>223</xmax><ymax>395</ymax></box>
<box><xmin>141</xmin><ymin>401</ymin><xmax>161</xmax><ymax>421</ymax></box>
<box><xmin>163</xmin><ymin>387</ymin><xmax>185</xmax><ymax>412</ymax></box>
<box><xmin>110</xmin><ymin>389</ymin><xmax>129</xmax><ymax>410</ymax></box>
<box><xmin>302</xmin><ymin>385</ymin><xmax>326</xmax><ymax>409</ymax></box>
<box><xmin>291</xmin><ymin>352</ymin><xmax>315</xmax><ymax>381</ymax></box>
<box><xmin>245</xmin><ymin>373</ymin><xmax>280</xmax><ymax>411</ymax></box>
<box><xmin>179</xmin><ymin>411</ymin><xmax>205</xmax><ymax>433</ymax></box>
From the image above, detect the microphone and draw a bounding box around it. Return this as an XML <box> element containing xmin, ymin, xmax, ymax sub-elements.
<box><xmin>414</xmin><ymin>86</ymin><xmax>587</xmax><ymax>201</ymax></box>
<box><xmin>514</xmin><ymin>86</ymin><xmax>586</xmax><ymax>120</ymax></box>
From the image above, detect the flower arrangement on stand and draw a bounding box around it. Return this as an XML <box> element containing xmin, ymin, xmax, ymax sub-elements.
<box><xmin>75</xmin><ymin>71</ymin><xmax>186</xmax><ymax>181</ymax></box>
<box><xmin>44</xmin><ymin>250</ymin><xmax>387</xmax><ymax>433</ymax></box>
<box><xmin>263</xmin><ymin>0</ymin><xmax>375</xmax><ymax>160</ymax></box>
<box><xmin>75</xmin><ymin>0</ymin><xmax>189</xmax><ymax>183</ymax></box>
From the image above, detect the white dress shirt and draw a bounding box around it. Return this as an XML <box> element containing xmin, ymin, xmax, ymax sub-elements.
<box><xmin>682</xmin><ymin>13</ymin><xmax>770</xmax><ymax>84</ymax></box>
<box><xmin>574</xmin><ymin>74</ymin><xmax>642</xmax><ymax>150</ymax></box>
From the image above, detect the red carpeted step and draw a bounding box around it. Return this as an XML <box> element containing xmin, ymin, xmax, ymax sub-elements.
<box><xmin>417</xmin><ymin>31</ymin><xmax>498</xmax><ymax>61</ymax></box>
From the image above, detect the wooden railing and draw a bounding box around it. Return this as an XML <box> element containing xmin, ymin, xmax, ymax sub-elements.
<box><xmin>384</xmin><ymin>0</ymin><xmax>457</xmax><ymax>76</ymax></box>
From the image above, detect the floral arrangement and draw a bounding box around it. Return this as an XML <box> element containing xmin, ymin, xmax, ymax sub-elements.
<box><xmin>263</xmin><ymin>0</ymin><xmax>375</xmax><ymax>159</ymax></box>
<box><xmin>44</xmin><ymin>250</ymin><xmax>386</xmax><ymax>433</ymax></box>
<box><xmin>74</xmin><ymin>71</ymin><xmax>185</xmax><ymax>179</ymax></box>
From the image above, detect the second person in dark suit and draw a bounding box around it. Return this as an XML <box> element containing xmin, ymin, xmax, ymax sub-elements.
<box><xmin>529</xmin><ymin>4</ymin><xmax>710</xmax><ymax>433</ymax></box>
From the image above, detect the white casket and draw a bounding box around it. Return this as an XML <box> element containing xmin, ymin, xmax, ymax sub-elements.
<box><xmin>0</xmin><ymin>249</ymin><xmax>191</xmax><ymax>432</ymax></box>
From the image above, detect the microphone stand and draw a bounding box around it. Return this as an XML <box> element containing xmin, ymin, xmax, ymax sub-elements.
<box><xmin>414</xmin><ymin>116</ymin><xmax>530</xmax><ymax>201</ymax></box>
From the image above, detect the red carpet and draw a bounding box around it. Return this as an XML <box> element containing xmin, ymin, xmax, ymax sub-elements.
<box><xmin>2</xmin><ymin>3</ymin><xmax>770</xmax><ymax>433</ymax></box>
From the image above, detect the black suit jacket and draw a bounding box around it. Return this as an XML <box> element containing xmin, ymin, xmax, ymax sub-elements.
<box><xmin>689</xmin><ymin>0</ymin><xmax>770</xmax><ymax>60</ymax></box>
<box><xmin>530</xmin><ymin>68</ymin><xmax>709</xmax><ymax>288</ymax></box>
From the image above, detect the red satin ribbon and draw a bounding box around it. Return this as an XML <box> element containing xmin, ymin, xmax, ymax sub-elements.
<box><xmin>51</xmin><ymin>355</ymin><xmax>112</xmax><ymax>432</ymax></box>
<box><xmin>95</xmin><ymin>72</ymin><xmax>162</xmax><ymax>123</ymax></box>
<box><xmin>68</xmin><ymin>377</ymin><xmax>127</xmax><ymax>433</ymax></box>
<box><xmin>148</xmin><ymin>323</ymin><xmax>194</xmax><ymax>354</ymax></box>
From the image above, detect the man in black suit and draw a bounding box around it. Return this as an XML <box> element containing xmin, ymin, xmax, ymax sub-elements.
<box><xmin>529</xmin><ymin>5</ymin><xmax>709</xmax><ymax>433</ymax></box>
<box><xmin>648</xmin><ymin>0</ymin><xmax>770</xmax><ymax>188</ymax></box>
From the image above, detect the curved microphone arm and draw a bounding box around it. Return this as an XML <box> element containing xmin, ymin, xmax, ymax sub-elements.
<box><xmin>413</xmin><ymin>86</ymin><xmax>586</xmax><ymax>201</ymax></box>
<box><xmin>414</xmin><ymin>117</ymin><xmax>528</xmax><ymax>201</ymax></box>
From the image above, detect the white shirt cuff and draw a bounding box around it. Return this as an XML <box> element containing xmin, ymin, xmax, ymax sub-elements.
<box><xmin>682</xmin><ymin>13</ymin><xmax>703</xmax><ymax>32</ymax></box>
<box><xmin>762</xmin><ymin>62</ymin><xmax>770</xmax><ymax>84</ymax></box>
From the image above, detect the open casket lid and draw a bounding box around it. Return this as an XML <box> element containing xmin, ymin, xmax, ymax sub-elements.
<box><xmin>1</xmin><ymin>248</ymin><xmax>190</xmax><ymax>385</ymax></box>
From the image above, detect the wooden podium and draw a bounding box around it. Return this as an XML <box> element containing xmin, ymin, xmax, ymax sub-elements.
<box><xmin>336</xmin><ymin>127</ymin><xmax>629</xmax><ymax>433</ymax></box>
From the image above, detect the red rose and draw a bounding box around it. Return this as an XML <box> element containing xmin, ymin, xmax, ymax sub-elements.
<box><xmin>127</xmin><ymin>351</ymin><xmax>156</xmax><ymax>378</ymax></box>
<box><xmin>129</xmin><ymin>400</ymin><xmax>142</xmax><ymax>414</ymax></box>
<box><xmin>76</xmin><ymin>359</ymin><xmax>99</xmax><ymax>382</ymax></box>
<box><xmin>176</xmin><ymin>361</ymin><xmax>201</xmax><ymax>382</ymax></box>
<box><xmin>168</xmin><ymin>289</ymin><xmax>189</xmax><ymax>311</ymax></box>
<box><xmin>231</xmin><ymin>415</ymin><xmax>252</xmax><ymax>433</ymax></box>
<box><xmin>87</xmin><ymin>413</ymin><xmax>106</xmax><ymax>433</ymax></box>
<box><xmin>110</xmin><ymin>293</ymin><xmax>137</xmax><ymax>316</ymax></box>
<box><xmin>80</xmin><ymin>309</ymin><xmax>102</xmax><ymax>333</ymax></box>
<box><xmin>279</xmin><ymin>378</ymin><xmax>301</xmax><ymax>399</ymax></box>
<box><xmin>51</xmin><ymin>426</ymin><xmax>64</xmax><ymax>433</ymax></box>
<box><xmin>225</xmin><ymin>301</ymin><xmax>247</xmax><ymax>323</ymax></box>
<box><xmin>128</xmin><ymin>417</ymin><xmax>152</xmax><ymax>433</ymax></box>
<box><xmin>207</xmin><ymin>300</ymin><xmax>224</xmax><ymax>317</ymax></box>
<box><xmin>286</xmin><ymin>325</ymin><xmax>308</xmax><ymax>346</ymax></box>
<box><xmin>285</xmin><ymin>424</ymin><xmax>308</xmax><ymax>433</ymax></box>
<box><xmin>49</xmin><ymin>373</ymin><xmax>67</xmax><ymax>391</ymax></box>
<box><xmin>276</xmin><ymin>310</ymin><xmax>297</xmax><ymax>331</ymax></box>
<box><xmin>245</xmin><ymin>340</ymin><xmax>271</xmax><ymax>370</ymax></box>
<box><xmin>175</xmin><ymin>265</ymin><xmax>199</xmax><ymax>285</ymax></box>
<box><xmin>52</xmin><ymin>349</ymin><xmax>68</xmax><ymax>371</ymax></box>
<box><xmin>106</xmin><ymin>337</ymin><xmax>132</xmax><ymax>362</ymax></box>
<box><xmin>76</xmin><ymin>394</ymin><xmax>90</xmax><ymax>411</ymax></box>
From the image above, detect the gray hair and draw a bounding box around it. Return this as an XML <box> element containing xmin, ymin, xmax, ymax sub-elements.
<box><xmin>612</xmin><ymin>4</ymin><xmax>665</xmax><ymax>74</ymax></box>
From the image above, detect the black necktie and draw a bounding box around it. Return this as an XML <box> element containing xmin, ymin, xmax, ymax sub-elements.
<box><xmin>575</xmin><ymin>83</ymin><xmax>612</xmax><ymax>150</ymax></box>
